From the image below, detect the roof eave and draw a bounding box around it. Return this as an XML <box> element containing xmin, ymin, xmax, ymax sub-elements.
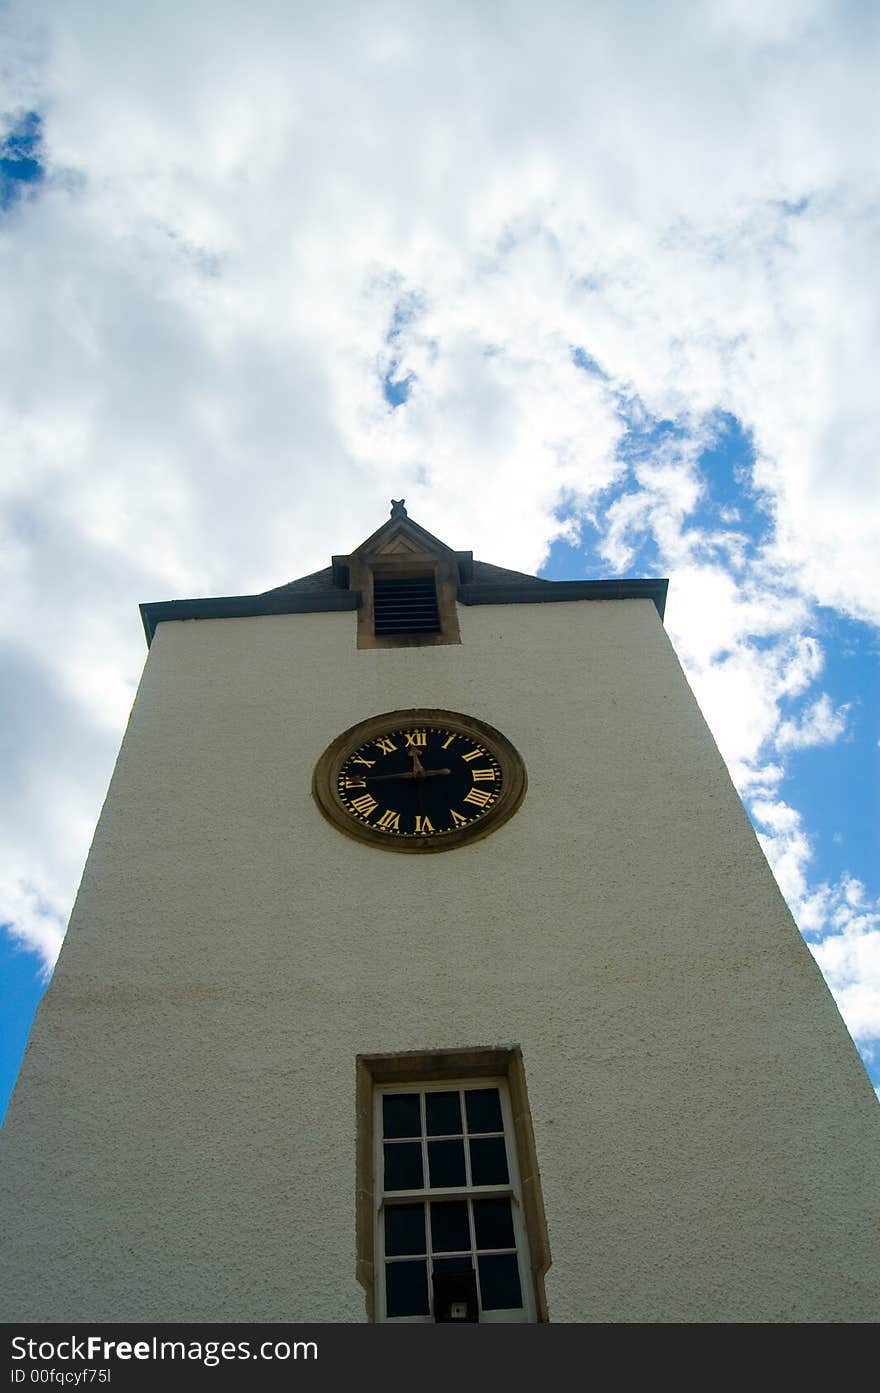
<box><xmin>139</xmin><ymin>576</ymin><xmax>667</xmax><ymax>646</ymax></box>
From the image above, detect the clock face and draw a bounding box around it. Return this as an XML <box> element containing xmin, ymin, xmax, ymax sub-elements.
<box><xmin>313</xmin><ymin>710</ymin><xmax>526</xmax><ymax>853</ymax></box>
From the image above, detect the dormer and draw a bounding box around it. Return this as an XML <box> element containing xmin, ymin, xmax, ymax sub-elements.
<box><xmin>334</xmin><ymin>500</ymin><xmax>471</xmax><ymax>649</ymax></box>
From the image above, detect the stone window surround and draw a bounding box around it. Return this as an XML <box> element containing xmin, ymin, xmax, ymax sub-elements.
<box><xmin>350</xmin><ymin>551</ymin><xmax>463</xmax><ymax>650</ymax></box>
<box><xmin>356</xmin><ymin>1045</ymin><xmax>551</xmax><ymax>1322</ymax></box>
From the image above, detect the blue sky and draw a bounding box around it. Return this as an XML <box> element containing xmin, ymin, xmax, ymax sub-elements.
<box><xmin>0</xmin><ymin>939</ymin><xmax>44</xmax><ymax>1122</ymax></box>
<box><xmin>1</xmin><ymin>0</ymin><xmax>879</xmax><ymax>1122</ymax></box>
<box><xmin>0</xmin><ymin>110</ymin><xmax>42</xmax><ymax>210</ymax></box>
<box><xmin>1</xmin><ymin>109</ymin><xmax>46</xmax><ymax>1119</ymax></box>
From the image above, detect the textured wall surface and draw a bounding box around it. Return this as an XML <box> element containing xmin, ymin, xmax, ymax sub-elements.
<box><xmin>2</xmin><ymin>597</ymin><xmax>878</xmax><ymax>1322</ymax></box>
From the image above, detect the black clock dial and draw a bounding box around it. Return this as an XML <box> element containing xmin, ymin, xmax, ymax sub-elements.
<box><xmin>313</xmin><ymin>709</ymin><xmax>526</xmax><ymax>853</ymax></box>
<box><xmin>337</xmin><ymin>725</ymin><xmax>502</xmax><ymax>839</ymax></box>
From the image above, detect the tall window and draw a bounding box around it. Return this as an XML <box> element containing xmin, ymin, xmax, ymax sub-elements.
<box><xmin>375</xmin><ymin>1078</ymin><xmax>535</xmax><ymax>1322</ymax></box>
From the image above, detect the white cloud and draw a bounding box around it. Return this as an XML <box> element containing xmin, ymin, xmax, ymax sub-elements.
<box><xmin>753</xmin><ymin>796</ymin><xmax>816</xmax><ymax>913</ymax></box>
<box><xmin>1</xmin><ymin>880</ymin><xmax>64</xmax><ymax>973</ymax></box>
<box><xmin>809</xmin><ymin>881</ymin><xmax>880</xmax><ymax>1047</ymax></box>
<box><xmin>664</xmin><ymin>573</ymin><xmax>829</xmax><ymax>783</ymax></box>
<box><xmin>776</xmin><ymin>692</ymin><xmax>850</xmax><ymax>750</ymax></box>
<box><xmin>752</xmin><ymin>805</ymin><xmax>880</xmax><ymax>1045</ymax></box>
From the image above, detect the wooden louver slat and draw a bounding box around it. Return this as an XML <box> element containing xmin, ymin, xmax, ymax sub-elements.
<box><xmin>373</xmin><ymin>575</ymin><xmax>441</xmax><ymax>635</ymax></box>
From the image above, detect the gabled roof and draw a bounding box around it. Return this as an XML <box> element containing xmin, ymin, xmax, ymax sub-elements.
<box><xmin>265</xmin><ymin>557</ymin><xmax>546</xmax><ymax>597</ymax></box>
<box><xmin>347</xmin><ymin>497</ymin><xmax>458</xmax><ymax>561</ymax></box>
<box><xmin>139</xmin><ymin>501</ymin><xmax>667</xmax><ymax>645</ymax></box>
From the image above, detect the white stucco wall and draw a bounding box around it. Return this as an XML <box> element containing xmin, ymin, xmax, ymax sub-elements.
<box><xmin>2</xmin><ymin>597</ymin><xmax>878</xmax><ymax>1322</ymax></box>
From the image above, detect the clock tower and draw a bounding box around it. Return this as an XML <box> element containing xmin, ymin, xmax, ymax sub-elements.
<box><xmin>1</xmin><ymin>503</ymin><xmax>878</xmax><ymax>1323</ymax></box>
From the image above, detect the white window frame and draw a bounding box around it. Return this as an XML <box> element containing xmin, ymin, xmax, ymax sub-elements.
<box><xmin>373</xmin><ymin>1076</ymin><xmax>536</xmax><ymax>1323</ymax></box>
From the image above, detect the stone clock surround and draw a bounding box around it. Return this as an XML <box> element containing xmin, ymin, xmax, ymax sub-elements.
<box><xmin>311</xmin><ymin>708</ymin><xmax>528</xmax><ymax>853</ymax></box>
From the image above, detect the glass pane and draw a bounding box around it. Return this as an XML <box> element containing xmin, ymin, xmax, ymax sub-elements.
<box><xmin>425</xmin><ymin>1090</ymin><xmax>462</xmax><ymax>1136</ymax></box>
<box><xmin>433</xmin><ymin>1256</ymin><xmax>475</xmax><ymax>1275</ymax></box>
<box><xmin>465</xmin><ymin>1088</ymin><xmax>503</xmax><ymax>1134</ymax></box>
<box><xmin>383</xmin><ymin>1093</ymin><xmax>421</xmax><ymax>1139</ymax></box>
<box><xmin>385</xmin><ymin>1203</ymin><xmax>426</xmax><ymax>1257</ymax></box>
<box><xmin>478</xmin><ymin>1253</ymin><xmax>523</xmax><ymax>1310</ymax></box>
<box><xmin>473</xmin><ymin>1197</ymin><xmax>515</xmax><ymax>1251</ymax></box>
<box><xmin>469</xmin><ymin>1136</ymin><xmax>509</xmax><ymax>1186</ymax></box>
<box><xmin>430</xmin><ymin>1200</ymin><xmax>471</xmax><ymax>1253</ymax></box>
<box><xmin>386</xmin><ymin>1259</ymin><xmax>430</xmax><ymax>1318</ymax></box>
<box><xmin>384</xmin><ymin>1142</ymin><xmax>424</xmax><ymax>1191</ymax></box>
<box><xmin>427</xmin><ymin>1138</ymin><xmax>467</xmax><ymax>1188</ymax></box>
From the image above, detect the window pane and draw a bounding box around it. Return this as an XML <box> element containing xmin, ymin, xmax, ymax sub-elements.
<box><xmin>385</xmin><ymin>1204</ymin><xmax>426</xmax><ymax>1257</ymax></box>
<box><xmin>425</xmin><ymin>1090</ymin><xmax>462</xmax><ymax>1136</ymax></box>
<box><xmin>430</xmin><ymin>1200</ymin><xmax>471</xmax><ymax>1253</ymax></box>
<box><xmin>464</xmin><ymin>1087</ymin><xmax>503</xmax><ymax>1134</ymax></box>
<box><xmin>383</xmin><ymin>1093</ymin><xmax>421</xmax><ymax>1139</ymax></box>
<box><xmin>386</xmin><ymin>1259</ymin><xmax>430</xmax><ymax>1317</ymax></box>
<box><xmin>478</xmin><ymin>1254</ymin><xmax>523</xmax><ymax>1310</ymax></box>
<box><xmin>469</xmin><ymin>1136</ymin><xmax>509</xmax><ymax>1186</ymax></box>
<box><xmin>384</xmin><ymin>1142</ymin><xmax>424</xmax><ymax>1191</ymax></box>
<box><xmin>473</xmin><ymin>1197</ymin><xmax>515</xmax><ymax>1251</ymax></box>
<box><xmin>427</xmin><ymin>1139</ymin><xmax>466</xmax><ymax>1188</ymax></box>
<box><xmin>433</xmin><ymin>1256</ymin><xmax>475</xmax><ymax>1275</ymax></box>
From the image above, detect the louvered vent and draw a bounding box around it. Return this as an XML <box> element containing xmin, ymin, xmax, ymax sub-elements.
<box><xmin>373</xmin><ymin>574</ymin><xmax>441</xmax><ymax>635</ymax></box>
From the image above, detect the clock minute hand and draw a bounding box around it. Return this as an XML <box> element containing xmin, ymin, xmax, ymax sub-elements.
<box><xmin>363</xmin><ymin>768</ymin><xmax>451</xmax><ymax>782</ymax></box>
<box><xmin>363</xmin><ymin>770</ymin><xmax>418</xmax><ymax>782</ymax></box>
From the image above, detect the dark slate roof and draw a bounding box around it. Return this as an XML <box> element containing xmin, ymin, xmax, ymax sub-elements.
<box><xmin>264</xmin><ymin>558</ymin><xmax>546</xmax><ymax>596</ymax></box>
<box><xmin>263</xmin><ymin>566</ymin><xmax>337</xmax><ymax>595</ymax></box>
<box><xmin>140</xmin><ymin>566</ymin><xmax>667</xmax><ymax>644</ymax></box>
<box><xmin>471</xmin><ymin>560</ymin><xmax>551</xmax><ymax>586</ymax></box>
<box><xmin>139</xmin><ymin>513</ymin><xmax>667</xmax><ymax>645</ymax></box>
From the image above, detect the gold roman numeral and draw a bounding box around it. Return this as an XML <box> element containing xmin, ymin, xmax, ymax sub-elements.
<box><xmin>414</xmin><ymin>814</ymin><xmax>435</xmax><ymax>834</ymax></box>
<box><xmin>461</xmin><ymin>748</ymin><xmax>484</xmax><ymax>762</ymax></box>
<box><xmin>376</xmin><ymin>809</ymin><xmax>401</xmax><ymax>831</ymax></box>
<box><xmin>463</xmin><ymin>788</ymin><xmax>493</xmax><ymax>808</ymax></box>
<box><xmin>450</xmin><ymin>809</ymin><xmax>468</xmax><ymax>827</ymax></box>
<box><xmin>441</xmin><ymin>734</ymin><xmax>456</xmax><ymax>750</ymax></box>
<box><xmin>471</xmin><ymin>768</ymin><xmax>495</xmax><ymax>782</ymax></box>
<box><xmin>349</xmin><ymin>793</ymin><xmax>378</xmax><ymax>816</ymax></box>
<box><xmin>404</xmin><ymin>731</ymin><xmax>427</xmax><ymax>747</ymax></box>
<box><xmin>351</xmin><ymin>755</ymin><xmax>376</xmax><ymax>768</ymax></box>
<box><xmin>375</xmin><ymin>738</ymin><xmax>398</xmax><ymax>755</ymax></box>
<box><xmin>343</xmin><ymin>777</ymin><xmax>367</xmax><ymax>789</ymax></box>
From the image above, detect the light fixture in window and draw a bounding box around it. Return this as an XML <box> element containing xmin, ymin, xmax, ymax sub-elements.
<box><xmin>433</xmin><ymin>1266</ymin><xmax>479</xmax><ymax>1322</ymax></box>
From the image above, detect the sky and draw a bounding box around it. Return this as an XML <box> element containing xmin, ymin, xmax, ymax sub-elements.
<box><xmin>1</xmin><ymin>0</ymin><xmax>878</xmax><ymax>1120</ymax></box>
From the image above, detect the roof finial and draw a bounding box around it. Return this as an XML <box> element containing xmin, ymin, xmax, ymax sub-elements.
<box><xmin>390</xmin><ymin>498</ymin><xmax>408</xmax><ymax>519</ymax></box>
